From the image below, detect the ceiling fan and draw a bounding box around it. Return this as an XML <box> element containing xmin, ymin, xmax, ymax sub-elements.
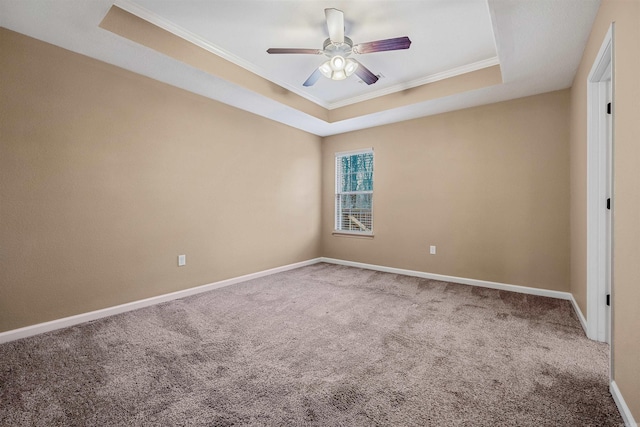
<box><xmin>266</xmin><ymin>8</ymin><xmax>411</xmax><ymax>87</ymax></box>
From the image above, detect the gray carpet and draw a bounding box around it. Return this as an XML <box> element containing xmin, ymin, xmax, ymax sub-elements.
<box><xmin>0</xmin><ymin>263</ymin><xmax>622</xmax><ymax>426</ymax></box>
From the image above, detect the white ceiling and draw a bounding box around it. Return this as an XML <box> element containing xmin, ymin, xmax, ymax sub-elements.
<box><xmin>0</xmin><ymin>0</ymin><xmax>600</xmax><ymax>137</ymax></box>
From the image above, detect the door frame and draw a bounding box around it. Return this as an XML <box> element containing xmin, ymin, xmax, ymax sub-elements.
<box><xmin>586</xmin><ymin>24</ymin><xmax>613</xmax><ymax>349</ymax></box>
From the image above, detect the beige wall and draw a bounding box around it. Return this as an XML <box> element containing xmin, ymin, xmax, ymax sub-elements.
<box><xmin>570</xmin><ymin>0</ymin><xmax>640</xmax><ymax>420</ymax></box>
<box><xmin>322</xmin><ymin>90</ymin><xmax>571</xmax><ymax>292</ymax></box>
<box><xmin>0</xmin><ymin>29</ymin><xmax>322</xmax><ymax>332</ymax></box>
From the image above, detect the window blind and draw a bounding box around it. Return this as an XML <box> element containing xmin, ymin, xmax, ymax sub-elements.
<box><xmin>335</xmin><ymin>149</ymin><xmax>374</xmax><ymax>234</ymax></box>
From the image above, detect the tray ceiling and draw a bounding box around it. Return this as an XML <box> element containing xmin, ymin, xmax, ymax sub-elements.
<box><xmin>0</xmin><ymin>0</ymin><xmax>600</xmax><ymax>136</ymax></box>
<box><xmin>123</xmin><ymin>0</ymin><xmax>499</xmax><ymax>108</ymax></box>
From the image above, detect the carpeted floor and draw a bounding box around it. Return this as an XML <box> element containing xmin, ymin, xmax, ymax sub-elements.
<box><xmin>0</xmin><ymin>263</ymin><xmax>622</xmax><ymax>426</ymax></box>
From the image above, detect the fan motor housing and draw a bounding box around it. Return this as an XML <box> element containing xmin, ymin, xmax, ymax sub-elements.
<box><xmin>323</xmin><ymin>37</ymin><xmax>353</xmax><ymax>57</ymax></box>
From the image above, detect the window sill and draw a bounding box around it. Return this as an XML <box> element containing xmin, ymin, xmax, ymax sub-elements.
<box><xmin>332</xmin><ymin>231</ymin><xmax>374</xmax><ymax>239</ymax></box>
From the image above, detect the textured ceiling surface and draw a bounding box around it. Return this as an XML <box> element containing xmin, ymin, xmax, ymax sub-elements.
<box><xmin>0</xmin><ymin>0</ymin><xmax>601</xmax><ymax>136</ymax></box>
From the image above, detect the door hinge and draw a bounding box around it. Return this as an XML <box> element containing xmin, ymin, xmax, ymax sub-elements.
<box><xmin>607</xmin><ymin>198</ymin><xmax>611</xmax><ymax>210</ymax></box>
<box><xmin>607</xmin><ymin>102</ymin><xmax>612</xmax><ymax>115</ymax></box>
<box><xmin>606</xmin><ymin>294</ymin><xmax>611</xmax><ymax>306</ymax></box>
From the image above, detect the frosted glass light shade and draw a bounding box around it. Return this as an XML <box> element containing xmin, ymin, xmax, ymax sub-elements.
<box><xmin>330</xmin><ymin>55</ymin><xmax>345</xmax><ymax>71</ymax></box>
<box><xmin>318</xmin><ymin>56</ymin><xmax>359</xmax><ymax>81</ymax></box>
<box><xmin>332</xmin><ymin>70</ymin><xmax>347</xmax><ymax>80</ymax></box>
<box><xmin>344</xmin><ymin>59</ymin><xmax>358</xmax><ymax>76</ymax></box>
<box><xmin>319</xmin><ymin>61</ymin><xmax>332</xmax><ymax>78</ymax></box>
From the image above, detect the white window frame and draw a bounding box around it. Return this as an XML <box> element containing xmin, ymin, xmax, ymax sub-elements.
<box><xmin>334</xmin><ymin>148</ymin><xmax>374</xmax><ymax>236</ymax></box>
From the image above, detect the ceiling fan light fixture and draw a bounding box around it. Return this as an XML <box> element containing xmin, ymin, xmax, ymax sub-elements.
<box><xmin>319</xmin><ymin>61</ymin><xmax>333</xmax><ymax>78</ymax></box>
<box><xmin>330</xmin><ymin>55</ymin><xmax>346</xmax><ymax>71</ymax></box>
<box><xmin>319</xmin><ymin>56</ymin><xmax>354</xmax><ymax>81</ymax></box>
<box><xmin>332</xmin><ymin>70</ymin><xmax>347</xmax><ymax>80</ymax></box>
<box><xmin>267</xmin><ymin>8</ymin><xmax>411</xmax><ymax>87</ymax></box>
<box><xmin>344</xmin><ymin>59</ymin><xmax>358</xmax><ymax>77</ymax></box>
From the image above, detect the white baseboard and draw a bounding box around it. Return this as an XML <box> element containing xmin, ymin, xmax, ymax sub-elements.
<box><xmin>322</xmin><ymin>258</ymin><xmax>593</xmax><ymax>340</ymax></box>
<box><xmin>611</xmin><ymin>380</ymin><xmax>638</xmax><ymax>427</ymax></box>
<box><xmin>569</xmin><ymin>294</ymin><xmax>588</xmax><ymax>335</ymax></box>
<box><xmin>1</xmin><ymin>256</ymin><xmax>629</xmax><ymax>422</ymax></box>
<box><xmin>0</xmin><ymin>258</ymin><xmax>322</xmax><ymax>344</ymax></box>
<box><xmin>0</xmin><ymin>257</ymin><xmax>583</xmax><ymax>345</ymax></box>
<box><xmin>320</xmin><ymin>257</ymin><xmax>573</xmax><ymax>301</ymax></box>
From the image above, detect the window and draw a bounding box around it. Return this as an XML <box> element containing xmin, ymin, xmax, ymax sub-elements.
<box><xmin>335</xmin><ymin>148</ymin><xmax>374</xmax><ymax>235</ymax></box>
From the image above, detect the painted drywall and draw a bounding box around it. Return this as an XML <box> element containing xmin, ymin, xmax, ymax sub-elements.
<box><xmin>0</xmin><ymin>28</ymin><xmax>322</xmax><ymax>332</ymax></box>
<box><xmin>322</xmin><ymin>90</ymin><xmax>570</xmax><ymax>292</ymax></box>
<box><xmin>569</xmin><ymin>0</ymin><xmax>640</xmax><ymax>421</ymax></box>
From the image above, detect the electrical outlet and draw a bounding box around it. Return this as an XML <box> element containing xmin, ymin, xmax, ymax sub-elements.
<box><xmin>178</xmin><ymin>254</ymin><xmax>186</xmax><ymax>266</ymax></box>
<box><xmin>430</xmin><ymin>245</ymin><xmax>436</xmax><ymax>255</ymax></box>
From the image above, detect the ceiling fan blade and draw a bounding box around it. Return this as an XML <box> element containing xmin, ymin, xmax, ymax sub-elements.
<box><xmin>325</xmin><ymin>8</ymin><xmax>345</xmax><ymax>44</ymax></box>
<box><xmin>353</xmin><ymin>36</ymin><xmax>412</xmax><ymax>54</ymax></box>
<box><xmin>353</xmin><ymin>61</ymin><xmax>379</xmax><ymax>85</ymax></box>
<box><xmin>303</xmin><ymin>68</ymin><xmax>322</xmax><ymax>87</ymax></box>
<box><xmin>266</xmin><ymin>48</ymin><xmax>322</xmax><ymax>54</ymax></box>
